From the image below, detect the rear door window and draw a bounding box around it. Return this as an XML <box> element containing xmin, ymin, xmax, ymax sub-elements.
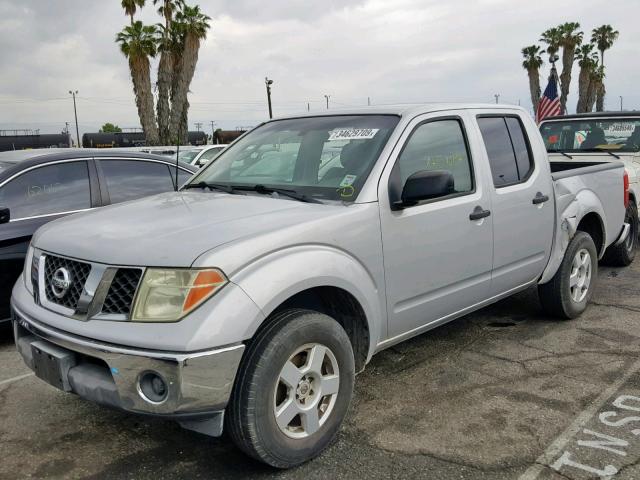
<box><xmin>477</xmin><ymin>116</ymin><xmax>534</xmax><ymax>187</ymax></box>
<box><xmin>0</xmin><ymin>161</ymin><xmax>91</xmax><ymax>219</ymax></box>
<box><xmin>100</xmin><ymin>160</ymin><xmax>175</xmax><ymax>204</ymax></box>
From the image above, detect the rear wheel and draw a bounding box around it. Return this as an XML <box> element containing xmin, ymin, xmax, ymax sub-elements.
<box><xmin>602</xmin><ymin>202</ymin><xmax>638</xmax><ymax>267</ymax></box>
<box><xmin>538</xmin><ymin>231</ymin><xmax>597</xmax><ymax>319</ymax></box>
<box><xmin>225</xmin><ymin>309</ymin><xmax>355</xmax><ymax>468</ymax></box>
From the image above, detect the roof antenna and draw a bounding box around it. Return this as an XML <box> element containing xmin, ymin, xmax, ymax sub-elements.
<box><xmin>174</xmin><ymin>137</ymin><xmax>180</xmax><ymax>191</ymax></box>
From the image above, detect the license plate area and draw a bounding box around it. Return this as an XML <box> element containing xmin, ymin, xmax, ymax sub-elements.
<box><xmin>30</xmin><ymin>341</ymin><xmax>76</xmax><ymax>391</ymax></box>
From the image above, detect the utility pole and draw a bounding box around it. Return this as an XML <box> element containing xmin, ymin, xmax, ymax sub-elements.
<box><xmin>367</xmin><ymin>96</ymin><xmax>371</xmax><ymax>106</ymax></box>
<box><xmin>265</xmin><ymin>77</ymin><xmax>274</xmax><ymax>119</ymax></box>
<box><xmin>210</xmin><ymin>121</ymin><xmax>217</xmax><ymax>144</ymax></box>
<box><xmin>324</xmin><ymin>94</ymin><xmax>331</xmax><ymax>110</ymax></box>
<box><xmin>68</xmin><ymin>90</ymin><xmax>80</xmax><ymax>147</ymax></box>
<box><xmin>620</xmin><ymin>96</ymin><xmax>624</xmax><ymax>112</ymax></box>
<box><xmin>494</xmin><ymin>94</ymin><xmax>500</xmax><ymax>104</ymax></box>
<box><xmin>194</xmin><ymin>122</ymin><xmax>203</xmax><ymax>131</ymax></box>
<box><xmin>307</xmin><ymin>102</ymin><xmax>310</xmax><ymax>112</ymax></box>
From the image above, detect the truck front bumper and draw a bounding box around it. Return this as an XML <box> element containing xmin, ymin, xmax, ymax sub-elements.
<box><xmin>12</xmin><ymin>304</ymin><xmax>244</xmax><ymax>437</ymax></box>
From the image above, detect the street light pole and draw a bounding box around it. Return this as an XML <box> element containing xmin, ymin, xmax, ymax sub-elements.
<box><xmin>494</xmin><ymin>94</ymin><xmax>500</xmax><ymax>104</ymax></box>
<box><xmin>68</xmin><ymin>90</ymin><xmax>80</xmax><ymax>147</ymax></box>
<box><xmin>324</xmin><ymin>94</ymin><xmax>331</xmax><ymax>110</ymax></box>
<box><xmin>620</xmin><ymin>96</ymin><xmax>624</xmax><ymax>112</ymax></box>
<box><xmin>265</xmin><ymin>77</ymin><xmax>273</xmax><ymax>119</ymax></box>
<box><xmin>210</xmin><ymin>120</ymin><xmax>217</xmax><ymax>144</ymax></box>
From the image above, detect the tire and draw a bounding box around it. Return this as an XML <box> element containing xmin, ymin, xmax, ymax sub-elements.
<box><xmin>225</xmin><ymin>309</ymin><xmax>355</xmax><ymax>468</ymax></box>
<box><xmin>601</xmin><ymin>203</ymin><xmax>638</xmax><ymax>267</ymax></box>
<box><xmin>538</xmin><ymin>231</ymin><xmax>598</xmax><ymax>319</ymax></box>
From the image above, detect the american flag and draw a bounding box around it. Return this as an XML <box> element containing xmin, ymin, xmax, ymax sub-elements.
<box><xmin>536</xmin><ymin>67</ymin><xmax>561</xmax><ymax>123</ymax></box>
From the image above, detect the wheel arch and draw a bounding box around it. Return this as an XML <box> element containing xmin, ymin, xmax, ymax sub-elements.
<box><xmin>231</xmin><ymin>245</ymin><xmax>384</xmax><ymax>369</ymax></box>
<box><xmin>257</xmin><ymin>286</ymin><xmax>370</xmax><ymax>372</ymax></box>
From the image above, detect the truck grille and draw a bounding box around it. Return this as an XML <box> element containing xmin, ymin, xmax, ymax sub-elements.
<box><xmin>44</xmin><ymin>255</ymin><xmax>91</xmax><ymax>310</ymax></box>
<box><xmin>102</xmin><ymin>268</ymin><xmax>142</xmax><ymax>316</ymax></box>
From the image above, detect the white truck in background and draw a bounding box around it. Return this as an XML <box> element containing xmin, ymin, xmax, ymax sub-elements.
<box><xmin>540</xmin><ymin>112</ymin><xmax>640</xmax><ymax>265</ymax></box>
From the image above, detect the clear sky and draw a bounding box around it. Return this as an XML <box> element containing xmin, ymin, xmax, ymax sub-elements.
<box><xmin>0</xmin><ymin>0</ymin><xmax>637</xmax><ymax>136</ymax></box>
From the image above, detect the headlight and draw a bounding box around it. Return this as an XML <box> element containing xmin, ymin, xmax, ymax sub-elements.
<box><xmin>131</xmin><ymin>268</ymin><xmax>227</xmax><ymax>322</ymax></box>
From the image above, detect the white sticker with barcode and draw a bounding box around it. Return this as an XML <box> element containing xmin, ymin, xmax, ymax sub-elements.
<box><xmin>328</xmin><ymin>128</ymin><xmax>379</xmax><ymax>141</ymax></box>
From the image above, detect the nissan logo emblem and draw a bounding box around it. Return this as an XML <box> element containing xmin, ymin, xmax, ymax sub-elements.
<box><xmin>50</xmin><ymin>267</ymin><xmax>72</xmax><ymax>299</ymax></box>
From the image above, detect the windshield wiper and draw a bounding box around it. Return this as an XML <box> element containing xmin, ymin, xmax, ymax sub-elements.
<box><xmin>548</xmin><ymin>149</ymin><xmax>573</xmax><ymax>159</ymax></box>
<box><xmin>579</xmin><ymin>148</ymin><xmax>621</xmax><ymax>159</ymax></box>
<box><xmin>600</xmin><ymin>149</ymin><xmax>621</xmax><ymax>160</ymax></box>
<box><xmin>182</xmin><ymin>181</ymin><xmax>242</xmax><ymax>194</ymax></box>
<box><xmin>235</xmin><ymin>184</ymin><xmax>323</xmax><ymax>204</ymax></box>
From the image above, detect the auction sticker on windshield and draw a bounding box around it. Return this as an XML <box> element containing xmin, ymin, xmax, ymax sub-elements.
<box><xmin>339</xmin><ymin>175</ymin><xmax>357</xmax><ymax>188</ymax></box>
<box><xmin>328</xmin><ymin>128</ymin><xmax>379</xmax><ymax>141</ymax></box>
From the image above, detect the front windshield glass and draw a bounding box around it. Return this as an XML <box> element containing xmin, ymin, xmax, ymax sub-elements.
<box><xmin>540</xmin><ymin>118</ymin><xmax>640</xmax><ymax>153</ymax></box>
<box><xmin>189</xmin><ymin>115</ymin><xmax>399</xmax><ymax>202</ymax></box>
<box><xmin>0</xmin><ymin>161</ymin><xmax>10</xmax><ymax>173</ymax></box>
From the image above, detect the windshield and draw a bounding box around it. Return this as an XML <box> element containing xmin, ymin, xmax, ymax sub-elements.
<box><xmin>178</xmin><ymin>149</ymin><xmax>202</xmax><ymax>162</ymax></box>
<box><xmin>0</xmin><ymin>161</ymin><xmax>10</xmax><ymax>173</ymax></box>
<box><xmin>188</xmin><ymin>115</ymin><xmax>399</xmax><ymax>202</ymax></box>
<box><xmin>540</xmin><ymin>118</ymin><xmax>640</xmax><ymax>153</ymax></box>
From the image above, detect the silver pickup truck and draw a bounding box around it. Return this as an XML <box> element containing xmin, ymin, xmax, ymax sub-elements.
<box><xmin>11</xmin><ymin>105</ymin><xmax>630</xmax><ymax>468</ymax></box>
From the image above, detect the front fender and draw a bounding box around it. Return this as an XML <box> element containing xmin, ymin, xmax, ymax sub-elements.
<box><xmin>230</xmin><ymin>244</ymin><xmax>385</xmax><ymax>361</ymax></box>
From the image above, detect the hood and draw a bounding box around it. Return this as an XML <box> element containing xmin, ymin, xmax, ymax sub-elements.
<box><xmin>32</xmin><ymin>191</ymin><xmax>341</xmax><ymax>267</ymax></box>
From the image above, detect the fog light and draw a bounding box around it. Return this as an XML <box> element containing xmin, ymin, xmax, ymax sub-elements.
<box><xmin>138</xmin><ymin>372</ymin><xmax>168</xmax><ymax>403</ymax></box>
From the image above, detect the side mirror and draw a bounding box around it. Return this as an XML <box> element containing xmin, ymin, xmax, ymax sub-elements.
<box><xmin>0</xmin><ymin>206</ymin><xmax>10</xmax><ymax>225</ymax></box>
<box><xmin>394</xmin><ymin>170</ymin><xmax>454</xmax><ymax>209</ymax></box>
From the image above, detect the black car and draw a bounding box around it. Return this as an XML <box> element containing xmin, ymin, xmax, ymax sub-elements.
<box><xmin>0</xmin><ymin>149</ymin><xmax>197</xmax><ymax>322</ymax></box>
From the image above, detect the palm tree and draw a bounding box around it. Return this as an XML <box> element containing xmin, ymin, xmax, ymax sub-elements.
<box><xmin>575</xmin><ymin>44</ymin><xmax>598</xmax><ymax>113</ymax></box>
<box><xmin>586</xmin><ymin>66</ymin><xmax>604</xmax><ymax>113</ymax></box>
<box><xmin>592</xmin><ymin>25</ymin><xmax>619</xmax><ymax>67</ymax></box>
<box><xmin>557</xmin><ymin>22</ymin><xmax>583</xmax><ymax>114</ymax></box>
<box><xmin>121</xmin><ymin>0</ymin><xmax>146</xmax><ymax>25</ymax></box>
<box><xmin>592</xmin><ymin>25</ymin><xmax>619</xmax><ymax>111</ymax></box>
<box><xmin>521</xmin><ymin>45</ymin><xmax>544</xmax><ymax>112</ymax></box>
<box><xmin>116</xmin><ymin>21</ymin><xmax>160</xmax><ymax>144</ymax></box>
<box><xmin>168</xmin><ymin>4</ymin><xmax>211</xmax><ymax>143</ymax></box>
<box><xmin>153</xmin><ymin>0</ymin><xmax>184</xmax><ymax>143</ymax></box>
<box><xmin>540</xmin><ymin>27</ymin><xmax>562</xmax><ymax>63</ymax></box>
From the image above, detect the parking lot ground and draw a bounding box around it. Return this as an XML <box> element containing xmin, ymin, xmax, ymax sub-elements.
<box><xmin>2</xmin><ymin>260</ymin><xmax>640</xmax><ymax>480</ymax></box>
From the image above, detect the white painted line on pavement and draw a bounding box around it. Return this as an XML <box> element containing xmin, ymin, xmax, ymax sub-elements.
<box><xmin>0</xmin><ymin>372</ymin><xmax>34</xmax><ymax>387</ymax></box>
<box><xmin>518</xmin><ymin>357</ymin><xmax>640</xmax><ymax>480</ymax></box>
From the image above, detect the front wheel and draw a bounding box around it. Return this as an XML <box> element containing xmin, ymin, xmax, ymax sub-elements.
<box><xmin>601</xmin><ymin>202</ymin><xmax>638</xmax><ymax>267</ymax></box>
<box><xmin>538</xmin><ymin>231</ymin><xmax>598</xmax><ymax>319</ymax></box>
<box><xmin>225</xmin><ymin>309</ymin><xmax>355</xmax><ymax>468</ymax></box>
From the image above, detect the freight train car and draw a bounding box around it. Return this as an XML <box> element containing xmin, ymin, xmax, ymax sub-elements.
<box><xmin>0</xmin><ymin>133</ymin><xmax>71</xmax><ymax>152</ymax></box>
<box><xmin>213</xmin><ymin>129</ymin><xmax>248</xmax><ymax>144</ymax></box>
<box><xmin>82</xmin><ymin>131</ymin><xmax>209</xmax><ymax>148</ymax></box>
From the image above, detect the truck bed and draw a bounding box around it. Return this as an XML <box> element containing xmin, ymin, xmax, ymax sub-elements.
<box><xmin>549</xmin><ymin>160</ymin><xmax>622</xmax><ymax>180</ymax></box>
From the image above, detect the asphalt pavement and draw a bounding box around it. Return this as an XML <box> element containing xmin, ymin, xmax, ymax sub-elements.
<box><xmin>2</xmin><ymin>260</ymin><xmax>640</xmax><ymax>479</ymax></box>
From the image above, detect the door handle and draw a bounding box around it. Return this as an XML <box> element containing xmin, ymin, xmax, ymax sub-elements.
<box><xmin>469</xmin><ymin>206</ymin><xmax>491</xmax><ymax>221</ymax></box>
<box><xmin>532</xmin><ymin>192</ymin><xmax>550</xmax><ymax>205</ymax></box>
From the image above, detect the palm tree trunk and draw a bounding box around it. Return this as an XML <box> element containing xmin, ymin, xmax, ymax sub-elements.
<box><xmin>130</xmin><ymin>55</ymin><xmax>160</xmax><ymax>145</ymax></box>
<box><xmin>596</xmin><ymin>82</ymin><xmax>606</xmax><ymax>112</ymax></box>
<box><xmin>576</xmin><ymin>67</ymin><xmax>591</xmax><ymax>113</ymax></box>
<box><xmin>168</xmin><ymin>34</ymin><xmax>200</xmax><ymax>142</ymax></box>
<box><xmin>179</xmin><ymin>100</ymin><xmax>189</xmax><ymax>145</ymax></box>
<box><xmin>585</xmin><ymin>73</ymin><xmax>599</xmax><ymax>112</ymax></box>
<box><xmin>559</xmin><ymin>47</ymin><xmax>576</xmax><ymax>114</ymax></box>
<box><xmin>527</xmin><ymin>68</ymin><xmax>541</xmax><ymax>113</ymax></box>
<box><xmin>156</xmin><ymin>51</ymin><xmax>173</xmax><ymax>144</ymax></box>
